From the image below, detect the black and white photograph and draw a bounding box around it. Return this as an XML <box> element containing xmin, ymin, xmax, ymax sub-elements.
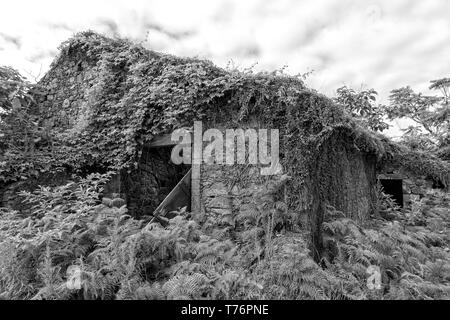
<box><xmin>0</xmin><ymin>0</ymin><xmax>449</xmax><ymax>306</ymax></box>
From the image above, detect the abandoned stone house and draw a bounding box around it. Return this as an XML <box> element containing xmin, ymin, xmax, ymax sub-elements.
<box><xmin>2</xmin><ymin>32</ymin><xmax>449</xmax><ymax>258</ymax></box>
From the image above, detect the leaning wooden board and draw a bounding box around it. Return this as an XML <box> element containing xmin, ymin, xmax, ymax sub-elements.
<box><xmin>153</xmin><ymin>168</ymin><xmax>192</xmax><ymax>217</ymax></box>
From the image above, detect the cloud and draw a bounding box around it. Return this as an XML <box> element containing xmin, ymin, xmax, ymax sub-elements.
<box><xmin>27</xmin><ymin>49</ymin><xmax>58</xmax><ymax>64</ymax></box>
<box><xmin>144</xmin><ymin>23</ymin><xmax>193</xmax><ymax>40</ymax></box>
<box><xmin>0</xmin><ymin>33</ymin><xmax>21</xmax><ymax>49</ymax></box>
<box><xmin>94</xmin><ymin>19</ymin><xmax>121</xmax><ymax>37</ymax></box>
<box><xmin>44</xmin><ymin>23</ymin><xmax>74</xmax><ymax>33</ymax></box>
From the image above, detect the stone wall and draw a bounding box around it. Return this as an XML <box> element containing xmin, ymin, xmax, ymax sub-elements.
<box><xmin>196</xmin><ymin>120</ymin><xmax>285</xmax><ymax>237</ymax></box>
<box><xmin>200</xmin><ymin>164</ymin><xmax>284</xmax><ymax>234</ymax></box>
<box><xmin>36</xmin><ymin>51</ymin><xmax>100</xmax><ymax>133</ymax></box>
<box><xmin>403</xmin><ymin>175</ymin><xmax>435</xmax><ymax>206</ymax></box>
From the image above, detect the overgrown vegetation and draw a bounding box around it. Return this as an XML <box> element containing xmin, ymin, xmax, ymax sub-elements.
<box><xmin>0</xmin><ymin>174</ymin><xmax>448</xmax><ymax>300</ymax></box>
<box><xmin>0</xmin><ymin>67</ymin><xmax>62</xmax><ymax>184</ymax></box>
<box><xmin>335</xmin><ymin>78</ymin><xmax>450</xmax><ymax>162</ymax></box>
<box><xmin>334</xmin><ymin>86</ymin><xmax>388</xmax><ymax>132</ymax></box>
<box><xmin>386</xmin><ymin>81</ymin><xmax>450</xmax><ymax>156</ymax></box>
<box><xmin>0</xmin><ymin>174</ymin><xmax>261</xmax><ymax>299</ymax></box>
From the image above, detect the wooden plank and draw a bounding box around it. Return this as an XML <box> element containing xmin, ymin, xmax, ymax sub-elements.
<box><xmin>153</xmin><ymin>168</ymin><xmax>192</xmax><ymax>216</ymax></box>
<box><xmin>146</xmin><ymin>134</ymin><xmax>179</xmax><ymax>148</ymax></box>
<box><xmin>191</xmin><ymin>164</ymin><xmax>201</xmax><ymax>214</ymax></box>
<box><xmin>191</xmin><ymin>121</ymin><xmax>202</xmax><ymax>214</ymax></box>
<box><xmin>377</xmin><ymin>173</ymin><xmax>403</xmax><ymax>180</ymax></box>
<box><xmin>147</xmin><ymin>128</ymin><xmax>193</xmax><ymax>148</ymax></box>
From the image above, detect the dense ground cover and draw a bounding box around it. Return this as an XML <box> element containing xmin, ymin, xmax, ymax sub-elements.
<box><xmin>0</xmin><ymin>174</ymin><xmax>448</xmax><ymax>300</ymax></box>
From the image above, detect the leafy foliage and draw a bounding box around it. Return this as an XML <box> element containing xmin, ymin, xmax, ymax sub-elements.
<box><xmin>1</xmin><ymin>171</ymin><xmax>448</xmax><ymax>300</ymax></box>
<box><xmin>334</xmin><ymin>86</ymin><xmax>389</xmax><ymax>132</ymax></box>
<box><xmin>385</xmin><ymin>80</ymin><xmax>450</xmax><ymax>155</ymax></box>
<box><xmin>321</xmin><ymin>191</ymin><xmax>450</xmax><ymax>299</ymax></box>
<box><xmin>0</xmin><ymin>66</ymin><xmax>63</xmax><ymax>183</ymax></box>
<box><xmin>0</xmin><ymin>174</ymin><xmax>261</xmax><ymax>300</ymax></box>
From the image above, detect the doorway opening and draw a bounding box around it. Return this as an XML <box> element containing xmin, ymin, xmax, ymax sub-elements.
<box><xmin>379</xmin><ymin>179</ymin><xmax>404</xmax><ymax>208</ymax></box>
<box><xmin>122</xmin><ymin>145</ymin><xmax>191</xmax><ymax>217</ymax></box>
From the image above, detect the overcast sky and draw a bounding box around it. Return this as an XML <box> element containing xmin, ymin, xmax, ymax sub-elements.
<box><xmin>1</xmin><ymin>0</ymin><xmax>449</xmax><ymax>136</ymax></box>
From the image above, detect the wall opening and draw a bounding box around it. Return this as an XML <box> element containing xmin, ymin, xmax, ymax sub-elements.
<box><xmin>379</xmin><ymin>179</ymin><xmax>404</xmax><ymax>207</ymax></box>
<box><xmin>122</xmin><ymin>146</ymin><xmax>191</xmax><ymax>217</ymax></box>
<box><xmin>432</xmin><ymin>179</ymin><xmax>445</xmax><ymax>189</ymax></box>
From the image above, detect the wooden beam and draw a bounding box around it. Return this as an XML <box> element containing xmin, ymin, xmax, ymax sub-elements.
<box><xmin>146</xmin><ymin>134</ymin><xmax>179</xmax><ymax>148</ymax></box>
<box><xmin>191</xmin><ymin>122</ymin><xmax>202</xmax><ymax>214</ymax></box>
<box><xmin>191</xmin><ymin>163</ymin><xmax>201</xmax><ymax>214</ymax></box>
<box><xmin>146</xmin><ymin>128</ymin><xmax>193</xmax><ymax>148</ymax></box>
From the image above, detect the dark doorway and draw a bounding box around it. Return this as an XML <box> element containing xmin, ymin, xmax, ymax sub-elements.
<box><xmin>379</xmin><ymin>179</ymin><xmax>404</xmax><ymax>207</ymax></box>
<box><xmin>432</xmin><ymin>179</ymin><xmax>445</xmax><ymax>189</ymax></box>
<box><xmin>122</xmin><ymin>146</ymin><xmax>190</xmax><ymax>217</ymax></box>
